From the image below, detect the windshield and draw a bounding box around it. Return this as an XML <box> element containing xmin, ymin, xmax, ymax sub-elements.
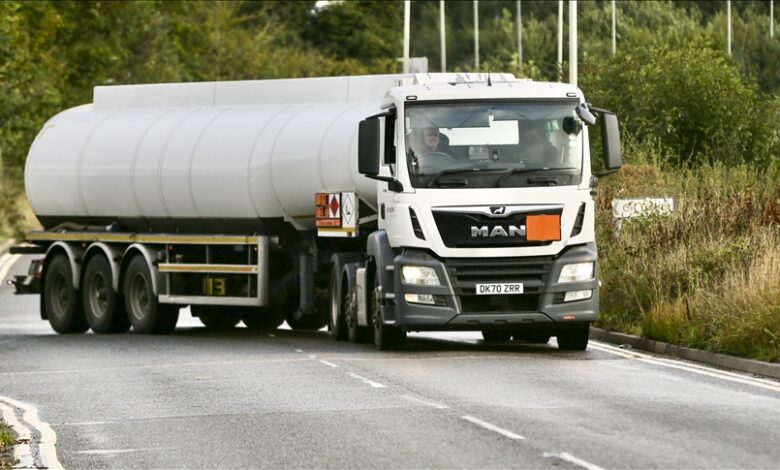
<box><xmin>404</xmin><ymin>101</ymin><xmax>584</xmax><ymax>188</ymax></box>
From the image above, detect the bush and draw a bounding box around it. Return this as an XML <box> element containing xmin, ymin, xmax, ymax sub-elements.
<box><xmin>582</xmin><ymin>40</ymin><xmax>779</xmax><ymax>167</ymax></box>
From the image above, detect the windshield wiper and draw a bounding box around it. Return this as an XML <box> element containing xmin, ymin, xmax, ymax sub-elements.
<box><xmin>495</xmin><ymin>167</ymin><xmax>578</xmax><ymax>187</ymax></box>
<box><xmin>427</xmin><ymin>167</ymin><xmax>508</xmax><ymax>188</ymax></box>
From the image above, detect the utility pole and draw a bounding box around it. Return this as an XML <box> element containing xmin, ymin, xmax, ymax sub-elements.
<box><xmin>612</xmin><ymin>0</ymin><xmax>616</xmax><ymax>55</ymax></box>
<box><xmin>474</xmin><ymin>0</ymin><xmax>480</xmax><ymax>72</ymax></box>
<box><xmin>517</xmin><ymin>1</ymin><xmax>523</xmax><ymax>73</ymax></box>
<box><xmin>727</xmin><ymin>0</ymin><xmax>732</xmax><ymax>56</ymax></box>
<box><xmin>569</xmin><ymin>0</ymin><xmax>577</xmax><ymax>86</ymax></box>
<box><xmin>558</xmin><ymin>0</ymin><xmax>563</xmax><ymax>81</ymax></box>
<box><xmin>403</xmin><ymin>0</ymin><xmax>410</xmax><ymax>73</ymax></box>
<box><xmin>440</xmin><ymin>0</ymin><xmax>446</xmax><ymax>72</ymax></box>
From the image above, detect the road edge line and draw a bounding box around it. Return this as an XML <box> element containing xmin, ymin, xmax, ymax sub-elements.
<box><xmin>591</xmin><ymin>327</ymin><xmax>780</xmax><ymax>380</ymax></box>
<box><xmin>0</xmin><ymin>239</ymin><xmax>15</xmax><ymax>257</ymax></box>
<box><xmin>0</xmin><ymin>395</ymin><xmax>63</xmax><ymax>470</ymax></box>
<box><xmin>0</xmin><ymin>401</ymin><xmax>34</xmax><ymax>468</ymax></box>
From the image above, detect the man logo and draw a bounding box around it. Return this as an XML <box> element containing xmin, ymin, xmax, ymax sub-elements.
<box><xmin>490</xmin><ymin>206</ymin><xmax>506</xmax><ymax>216</ymax></box>
<box><xmin>470</xmin><ymin>225</ymin><xmax>526</xmax><ymax>237</ymax></box>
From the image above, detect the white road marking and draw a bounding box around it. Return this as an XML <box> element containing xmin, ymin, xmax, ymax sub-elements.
<box><xmin>295</xmin><ymin>349</ymin><xmax>304</xmax><ymax>353</ymax></box>
<box><xmin>73</xmin><ymin>447</ymin><xmax>177</xmax><ymax>455</ymax></box>
<box><xmin>347</xmin><ymin>372</ymin><xmax>386</xmax><ymax>388</ymax></box>
<box><xmin>307</xmin><ymin>354</ymin><xmax>317</xmax><ymax>359</ymax></box>
<box><xmin>400</xmin><ymin>394</ymin><xmax>449</xmax><ymax>409</ymax></box>
<box><xmin>0</xmin><ymin>401</ymin><xmax>34</xmax><ymax>468</ymax></box>
<box><xmin>589</xmin><ymin>342</ymin><xmax>780</xmax><ymax>393</ymax></box>
<box><xmin>319</xmin><ymin>360</ymin><xmax>339</xmax><ymax>368</ymax></box>
<box><xmin>461</xmin><ymin>415</ymin><xmax>525</xmax><ymax>440</ymax></box>
<box><xmin>593</xmin><ymin>341</ymin><xmax>780</xmax><ymax>386</ymax></box>
<box><xmin>543</xmin><ymin>452</ymin><xmax>606</xmax><ymax>470</ymax></box>
<box><xmin>0</xmin><ymin>254</ymin><xmax>21</xmax><ymax>283</ymax></box>
<box><xmin>0</xmin><ymin>395</ymin><xmax>62</xmax><ymax>470</ymax></box>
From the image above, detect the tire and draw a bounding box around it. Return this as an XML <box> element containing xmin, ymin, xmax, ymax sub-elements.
<box><xmin>241</xmin><ymin>308</ymin><xmax>285</xmax><ymax>331</ymax></box>
<box><xmin>82</xmin><ymin>255</ymin><xmax>129</xmax><ymax>334</ymax></box>
<box><xmin>481</xmin><ymin>330</ymin><xmax>511</xmax><ymax>342</ymax></box>
<box><xmin>43</xmin><ymin>254</ymin><xmax>88</xmax><ymax>334</ymax></box>
<box><xmin>123</xmin><ymin>256</ymin><xmax>179</xmax><ymax>334</ymax></box>
<box><xmin>557</xmin><ymin>323</ymin><xmax>590</xmax><ymax>351</ymax></box>
<box><xmin>192</xmin><ymin>306</ymin><xmax>240</xmax><ymax>331</ymax></box>
<box><xmin>329</xmin><ymin>265</ymin><xmax>348</xmax><ymax>341</ymax></box>
<box><xmin>370</xmin><ymin>271</ymin><xmax>405</xmax><ymax>351</ymax></box>
<box><xmin>511</xmin><ymin>332</ymin><xmax>551</xmax><ymax>344</ymax></box>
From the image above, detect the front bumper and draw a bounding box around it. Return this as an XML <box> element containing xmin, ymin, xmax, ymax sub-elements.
<box><xmin>390</xmin><ymin>243</ymin><xmax>599</xmax><ymax>330</ymax></box>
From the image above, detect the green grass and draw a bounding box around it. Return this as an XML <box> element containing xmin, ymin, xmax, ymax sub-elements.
<box><xmin>0</xmin><ymin>419</ymin><xmax>15</xmax><ymax>470</ymax></box>
<box><xmin>596</xmin><ymin>160</ymin><xmax>780</xmax><ymax>362</ymax></box>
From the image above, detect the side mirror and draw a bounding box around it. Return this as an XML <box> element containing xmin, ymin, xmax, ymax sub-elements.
<box><xmin>575</xmin><ymin>103</ymin><xmax>597</xmax><ymax>126</ymax></box>
<box><xmin>358</xmin><ymin>118</ymin><xmax>381</xmax><ymax>176</ymax></box>
<box><xmin>600</xmin><ymin>112</ymin><xmax>622</xmax><ymax>172</ymax></box>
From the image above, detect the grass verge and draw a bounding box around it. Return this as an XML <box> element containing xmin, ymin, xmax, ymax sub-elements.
<box><xmin>596</xmin><ymin>162</ymin><xmax>780</xmax><ymax>362</ymax></box>
<box><xmin>0</xmin><ymin>419</ymin><xmax>15</xmax><ymax>470</ymax></box>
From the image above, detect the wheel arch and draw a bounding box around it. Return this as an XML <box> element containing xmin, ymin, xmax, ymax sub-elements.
<box><xmin>44</xmin><ymin>242</ymin><xmax>83</xmax><ymax>290</ymax></box>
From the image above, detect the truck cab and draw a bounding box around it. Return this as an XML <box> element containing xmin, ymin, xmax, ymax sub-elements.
<box><xmin>331</xmin><ymin>73</ymin><xmax>621</xmax><ymax>350</ymax></box>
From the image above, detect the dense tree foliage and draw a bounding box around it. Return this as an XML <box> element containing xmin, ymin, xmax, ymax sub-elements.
<box><xmin>0</xmin><ymin>0</ymin><xmax>779</xmax><ymax>176</ymax></box>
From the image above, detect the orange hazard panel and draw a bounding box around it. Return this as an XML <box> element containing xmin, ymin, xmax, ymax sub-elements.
<box><xmin>526</xmin><ymin>214</ymin><xmax>561</xmax><ymax>241</ymax></box>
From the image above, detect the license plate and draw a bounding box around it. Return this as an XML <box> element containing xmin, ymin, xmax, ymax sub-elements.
<box><xmin>475</xmin><ymin>283</ymin><xmax>524</xmax><ymax>295</ymax></box>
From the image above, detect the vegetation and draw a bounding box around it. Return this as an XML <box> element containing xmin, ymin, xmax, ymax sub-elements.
<box><xmin>0</xmin><ymin>1</ymin><xmax>777</xmax><ymax>360</ymax></box>
<box><xmin>0</xmin><ymin>420</ymin><xmax>14</xmax><ymax>469</ymax></box>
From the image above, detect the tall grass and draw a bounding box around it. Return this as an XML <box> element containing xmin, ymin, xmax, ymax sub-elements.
<box><xmin>596</xmin><ymin>158</ymin><xmax>780</xmax><ymax>362</ymax></box>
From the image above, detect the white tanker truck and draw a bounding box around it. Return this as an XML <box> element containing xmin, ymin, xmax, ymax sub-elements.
<box><xmin>11</xmin><ymin>73</ymin><xmax>621</xmax><ymax>350</ymax></box>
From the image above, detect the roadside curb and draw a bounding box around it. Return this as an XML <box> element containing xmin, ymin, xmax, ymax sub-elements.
<box><xmin>0</xmin><ymin>239</ymin><xmax>15</xmax><ymax>257</ymax></box>
<box><xmin>591</xmin><ymin>327</ymin><xmax>780</xmax><ymax>380</ymax></box>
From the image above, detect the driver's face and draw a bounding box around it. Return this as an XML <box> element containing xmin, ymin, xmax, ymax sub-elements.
<box><xmin>423</xmin><ymin>128</ymin><xmax>440</xmax><ymax>151</ymax></box>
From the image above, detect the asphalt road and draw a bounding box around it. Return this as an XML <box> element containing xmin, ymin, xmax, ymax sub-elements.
<box><xmin>1</xmin><ymin>254</ymin><xmax>779</xmax><ymax>469</ymax></box>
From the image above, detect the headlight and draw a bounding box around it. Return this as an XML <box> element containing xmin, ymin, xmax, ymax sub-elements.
<box><xmin>558</xmin><ymin>262</ymin><xmax>594</xmax><ymax>283</ymax></box>
<box><xmin>401</xmin><ymin>265</ymin><xmax>441</xmax><ymax>286</ymax></box>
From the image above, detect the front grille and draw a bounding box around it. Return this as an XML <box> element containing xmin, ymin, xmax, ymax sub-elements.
<box><xmin>445</xmin><ymin>256</ymin><xmax>553</xmax><ymax>313</ymax></box>
<box><xmin>432</xmin><ymin>210</ymin><xmax>560</xmax><ymax>248</ymax></box>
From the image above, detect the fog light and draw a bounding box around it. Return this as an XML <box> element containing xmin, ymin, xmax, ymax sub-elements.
<box><xmin>405</xmin><ymin>293</ymin><xmax>436</xmax><ymax>305</ymax></box>
<box><xmin>564</xmin><ymin>290</ymin><xmax>592</xmax><ymax>302</ymax></box>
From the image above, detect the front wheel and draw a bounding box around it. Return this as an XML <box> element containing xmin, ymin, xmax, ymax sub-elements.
<box><xmin>370</xmin><ymin>271</ymin><xmax>405</xmax><ymax>351</ymax></box>
<box><xmin>123</xmin><ymin>256</ymin><xmax>179</xmax><ymax>334</ymax></box>
<box><xmin>328</xmin><ymin>265</ymin><xmax>348</xmax><ymax>341</ymax></box>
<box><xmin>557</xmin><ymin>323</ymin><xmax>590</xmax><ymax>351</ymax></box>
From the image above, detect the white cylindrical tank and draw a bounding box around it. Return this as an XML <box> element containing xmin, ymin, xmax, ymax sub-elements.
<box><xmin>25</xmin><ymin>75</ymin><xmax>402</xmax><ymax>233</ymax></box>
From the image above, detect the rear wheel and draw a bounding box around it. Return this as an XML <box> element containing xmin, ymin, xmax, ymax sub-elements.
<box><xmin>82</xmin><ymin>255</ymin><xmax>129</xmax><ymax>334</ymax></box>
<box><xmin>124</xmin><ymin>256</ymin><xmax>178</xmax><ymax>334</ymax></box>
<box><xmin>43</xmin><ymin>254</ymin><xmax>88</xmax><ymax>334</ymax></box>
<box><xmin>371</xmin><ymin>271</ymin><xmax>405</xmax><ymax>350</ymax></box>
<box><xmin>481</xmin><ymin>330</ymin><xmax>511</xmax><ymax>342</ymax></box>
<box><xmin>329</xmin><ymin>265</ymin><xmax>348</xmax><ymax>341</ymax></box>
<box><xmin>192</xmin><ymin>306</ymin><xmax>240</xmax><ymax>331</ymax></box>
<box><xmin>557</xmin><ymin>323</ymin><xmax>590</xmax><ymax>351</ymax></box>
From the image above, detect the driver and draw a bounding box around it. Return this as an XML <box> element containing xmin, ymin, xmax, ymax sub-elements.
<box><xmin>412</xmin><ymin>126</ymin><xmax>442</xmax><ymax>155</ymax></box>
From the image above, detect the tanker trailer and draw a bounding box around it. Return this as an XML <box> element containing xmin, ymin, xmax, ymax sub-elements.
<box><xmin>11</xmin><ymin>73</ymin><xmax>622</xmax><ymax>350</ymax></box>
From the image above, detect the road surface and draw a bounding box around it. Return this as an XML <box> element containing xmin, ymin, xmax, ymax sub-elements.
<box><xmin>1</xmin><ymin>254</ymin><xmax>778</xmax><ymax>469</ymax></box>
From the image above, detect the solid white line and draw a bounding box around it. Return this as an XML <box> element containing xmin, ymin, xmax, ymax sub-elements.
<box><xmin>592</xmin><ymin>341</ymin><xmax>780</xmax><ymax>385</ymax></box>
<box><xmin>347</xmin><ymin>372</ymin><xmax>386</xmax><ymax>388</ymax></box>
<box><xmin>73</xmin><ymin>446</ymin><xmax>177</xmax><ymax>455</ymax></box>
<box><xmin>62</xmin><ymin>421</ymin><xmax>112</xmax><ymax>426</ymax></box>
<box><xmin>0</xmin><ymin>254</ymin><xmax>21</xmax><ymax>283</ymax></box>
<box><xmin>400</xmin><ymin>394</ymin><xmax>449</xmax><ymax>409</ymax></box>
<box><xmin>0</xmin><ymin>395</ymin><xmax>63</xmax><ymax>470</ymax></box>
<box><xmin>589</xmin><ymin>343</ymin><xmax>780</xmax><ymax>393</ymax></box>
<box><xmin>319</xmin><ymin>360</ymin><xmax>339</xmax><ymax>368</ymax></box>
<box><xmin>0</xmin><ymin>253</ymin><xmax>10</xmax><ymax>272</ymax></box>
<box><xmin>543</xmin><ymin>452</ymin><xmax>606</xmax><ymax>470</ymax></box>
<box><xmin>461</xmin><ymin>415</ymin><xmax>525</xmax><ymax>440</ymax></box>
<box><xmin>0</xmin><ymin>401</ymin><xmax>34</xmax><ymax>468</ymax></box>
